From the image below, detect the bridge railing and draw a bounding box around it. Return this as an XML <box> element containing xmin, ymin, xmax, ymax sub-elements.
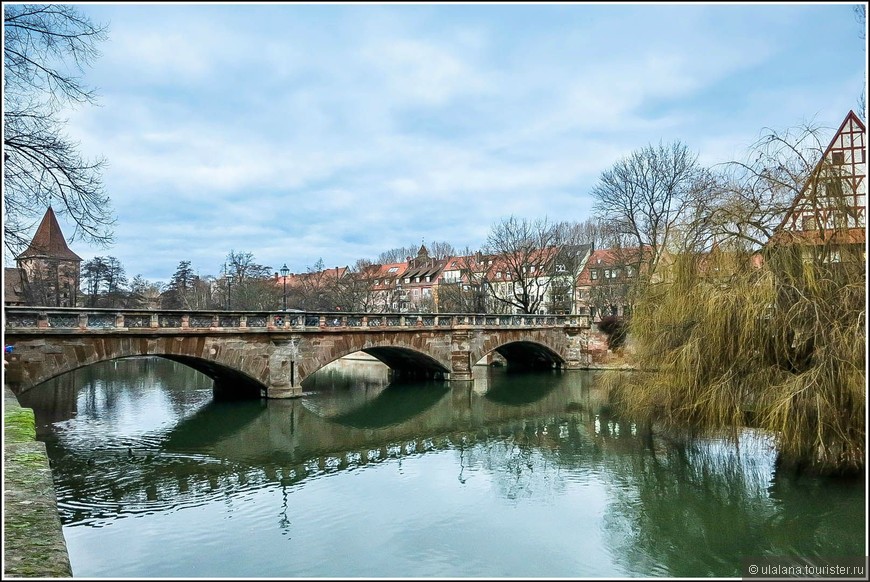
<box><xmin>3</xmin><ymin>306</ymin><xmax>589</xmax><ymax>331</ymax></box>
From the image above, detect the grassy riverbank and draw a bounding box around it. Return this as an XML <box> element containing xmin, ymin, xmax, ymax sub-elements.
<box><xmin>3</xmin><ymin>386</ymin><xmax>72</xmax><ymax>578</ymax></box>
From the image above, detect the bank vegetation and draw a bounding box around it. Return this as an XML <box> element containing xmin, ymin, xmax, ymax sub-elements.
<box><xmin>600</xmin><ymin>119</ymin><xmax>866</xmax><ymax>477</ymax></box>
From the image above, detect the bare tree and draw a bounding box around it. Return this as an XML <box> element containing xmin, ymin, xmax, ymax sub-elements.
<box><xmin>128</xmin><ymin>275</ymin><xmax>163</xmax><ymax>309</ymax></box>
<box><xmin>285</xmin><ymin>258</ymin><xmax>344</xmax><ymax>311</ymax></box>
<box><xmin>427</xmin><ymin>241</ymin><xmax>456</xmax><ymax>260</ymax></box>
<box><xmin>333</xmin><ymin>258</ymin><xmax>379</xmax><ymax>312</ymax></box>
<box><xmin>222</xmin><ymin>250</ymin><xmax>276</xmax><ymax>310</ymax></box>
<box><xmin>483</xmin><ymin>216</ymin><xmax>562</xmax><ymax>314</ymax></box>
<box><xmin>557</xmin><ymin>218</ymin><xmax>623</xmax><ymax>250</ymax></box>
<box><xmin>4</xmin><ymin>4</ymin><xmax>114</xmax><ymax>256</ymax></box>
<box><xmin>22</xmin><ymin>258</ymin><xmax>79</xmax><ymax>307</ymax></box>
<box><xmin>591</xmin><ymin>141</ymin><xmax>706</xmax><ymax>277</ymax></box>
<box><xmin>376</xmin><ymin>246</ymin><xmax>418</xmax><ymax>264</ymax></box>
<box><xmin>700</xmin><ymin>120</ymin><xmax>838</xmax><ymax>250</ymax></box>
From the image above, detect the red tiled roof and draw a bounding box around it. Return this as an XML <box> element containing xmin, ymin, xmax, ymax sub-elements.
<box><xmin>15</xmin><ymin>207</ymin><xmax>82</xmax><ymax>262</ymax></box>
<box><xmin>577</xmin><ymin>247</ymin><xmax>648</xmax><ymax>286</ymax></box>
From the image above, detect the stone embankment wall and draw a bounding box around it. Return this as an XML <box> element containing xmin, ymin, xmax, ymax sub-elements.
<box><xmin>583</xmin><ymin>326</ymin><xmax>636</xmax><ymax>369</ymax></box>
<box><xmin>3</xmin><ymin>386</ymin><xmax>72</xmax><ymax>578</ymax></box>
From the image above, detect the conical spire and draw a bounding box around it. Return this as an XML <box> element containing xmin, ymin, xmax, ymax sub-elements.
<box><xmin>15</xmin><ymin>207</ymin><xmax>82</xmax><ymax>261</ymax></box>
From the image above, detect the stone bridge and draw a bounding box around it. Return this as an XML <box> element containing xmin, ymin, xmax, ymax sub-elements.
<box><xmin>3</xmin><ymin>307</ymin><xmax>599</xmax><ymax>399</ymax></box>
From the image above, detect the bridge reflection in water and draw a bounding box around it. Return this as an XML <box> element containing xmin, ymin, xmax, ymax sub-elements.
<box><xmin>16</xmin><ymin>356</ymin><xmax>865</xmax><ymax>578</ymax></box>
<box><xmin>19</xmin><ymin>355</ymin><xmax>611</xmax><ymax>522</ymax></box>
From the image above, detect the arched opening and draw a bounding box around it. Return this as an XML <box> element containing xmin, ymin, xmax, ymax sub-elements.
<box><xmin>490</xmin><ymin>341</ymin><xmax>565</xmax><ymax>372</ymax></box>
<box><xmin>362</xmin><ymin>346</ymin><xmax>452</xmax><ymax>381</ymax></box>
<box><xmin>161</xmin><ymin>355</ymin><xmax>266</xmax><ymax>400</ymax></box>
<box><xmin>302</xmin><ymin>347</ymin><xmax>451</xmax><ymax>389</ymax></box>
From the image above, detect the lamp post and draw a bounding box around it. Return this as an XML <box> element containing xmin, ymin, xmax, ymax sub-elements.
<box><xmin>226</xmin><ymin>274</ymin><xmax>234</xmax><ymax>310</ymax></box>
<box><xmin>280</xmin><ymin>264</ymin><xmax>289</xmax><ymax>310</ymax></box>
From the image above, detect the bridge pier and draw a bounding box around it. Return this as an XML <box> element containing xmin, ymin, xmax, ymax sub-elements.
<box><xmin>449</xmin><ymin>332</ymin><xmax>473</xmax><ymax>381</ymax></box>
<box><xmin>563</xmin><ymin>326</ymin><xmax>592</xmax><ymax>369</ymax></box>
<box><xmin>266</xmin><ymin>339</ymin><xmax>303</xmax><ymax>399</ymax></box>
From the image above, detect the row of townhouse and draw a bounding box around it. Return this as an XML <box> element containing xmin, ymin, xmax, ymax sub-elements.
<box><xmin>276</xmin><ymin>241</ymin><xmax>648</xmax><ymax>319</ymax></box>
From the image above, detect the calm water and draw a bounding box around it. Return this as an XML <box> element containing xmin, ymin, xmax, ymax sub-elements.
<box><xmin>18</xmin><ymin>356</ymin><xmax>866</xmax><ymax>578</ymax></box>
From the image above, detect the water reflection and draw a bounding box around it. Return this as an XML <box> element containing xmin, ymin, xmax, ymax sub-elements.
<box><xmin>17</xmin><ymin>356</ymin><xmax>866</xmax><ymax>578</ymax></box>
<box><xmin>482</xmin><ymin>369</ymin><xmax>560</xmax><ymax>405</ymax></box>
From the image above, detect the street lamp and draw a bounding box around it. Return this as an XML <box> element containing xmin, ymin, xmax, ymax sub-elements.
<box><xmin>280</xmin><ymin>264</ymin><xmax>289</xmax><ymax>310</ymax></box>
<box><xmin>226</xmin><ymin>274</ymin><xmax>234</xmax><ymax>310</ymax></box>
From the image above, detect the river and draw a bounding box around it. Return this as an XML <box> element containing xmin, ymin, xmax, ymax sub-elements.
<box><xmin>17</xmin><ymin>356</ymin><xmax>866</xmax><ymax>578</ymax></box>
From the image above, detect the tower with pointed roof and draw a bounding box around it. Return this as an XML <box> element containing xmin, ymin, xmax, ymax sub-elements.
<box><xmin>13</xmin><ymin>206</ymin><xmax>82</xmax><ymax>306</ymax></box>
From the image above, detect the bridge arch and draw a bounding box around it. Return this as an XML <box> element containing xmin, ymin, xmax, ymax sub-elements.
<box><xmin>162</xmin><ymin>355</ymin><xmax>266</xmax><ymax>399</ymax></box>
<box><xmin>472</xmin><ymin>334</ymin><xmax>567</xmax><ymax>372</ymax></box>
<box><xmin>19</xmin><ymin>354</ymin><xmax>266</xmax><ymax>400</ymax></box>
<box><xmin>6</xmin><ymin>335</ymin><xmax>273</xmax><ymax>398</ymax></box>
<box><xmin>296</xmin><ymin>334</ymin><xmax>453</xmax><ymax>386</ymax></box>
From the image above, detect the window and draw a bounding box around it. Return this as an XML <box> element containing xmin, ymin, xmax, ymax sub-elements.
<box><xmin>388</xmin><ymin>267</ymin><xmax>398</xmax><ymax>273</ymax></box>
<box><xmin>405</xmin><ymin>277</ymin><xmax>410</xmax><ymax>284</ymax></box>
<box><xmin>801</xmin><ymin>214</ymin><xmax>817</xmax><ymax>231</ymax></box>
<box><xmin>626</xmin><ymin>266</ymin><xmax>635</xmax><ymax>278</ymax></box>
<box><xmin>604</xmin><ymin>269</ymin><xmax>612</xmax><ymax>279</ymax></box>
<box><xmin>832</xmin><ymin>151</ymin><xmax>845</xmax><ymax>165</ymax></box>
<box><xmin>556</xmin><ymin>263</ymin><xmax>566</xmax><ymax>272</ymax></box>
<box><xmin>590</xmin><ymin>270</ymin><xmax>598</xmax><ymax>280</ymax></box>
<box><xmin>425</xmin><ymin>276</ymin><xmax>431</xmax><ymax>282</ymax></box>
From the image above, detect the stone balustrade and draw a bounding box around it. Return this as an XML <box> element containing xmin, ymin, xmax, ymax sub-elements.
<box><xmin>4</xmin><ymin>307</ymin><xmax>588</xmax><ymax>332</ymax></box>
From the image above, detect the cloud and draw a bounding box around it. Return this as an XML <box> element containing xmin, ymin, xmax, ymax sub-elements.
<box><xmin>38</xmin><ymin>3</ymin><xmax>865</xmax><ymax>283</ymax></box>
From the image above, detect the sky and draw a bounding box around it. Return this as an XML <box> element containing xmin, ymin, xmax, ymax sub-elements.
<box><xmin>6</xmin><ymin>2</ymin><xmax>867</xmax><ymax>283</ymax></box>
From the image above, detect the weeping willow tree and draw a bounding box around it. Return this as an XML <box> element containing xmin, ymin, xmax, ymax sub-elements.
<box><xmin>605</xmin><ymin>114</ymin><xmax>866</xmax><ymax>476</ymax></box>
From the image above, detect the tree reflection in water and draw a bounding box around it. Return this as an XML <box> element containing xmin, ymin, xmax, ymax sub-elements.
<box><xmin>17</xmin><ymin>357</ymin><xmax>865</xmax><ymax>577</ymax></box>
